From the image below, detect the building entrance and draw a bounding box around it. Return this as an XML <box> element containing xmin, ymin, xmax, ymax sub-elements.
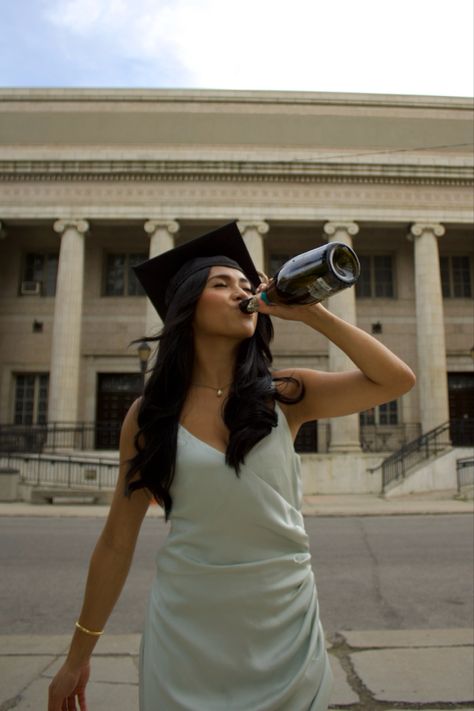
<box><xmin>448</xmin><ymin>373</ymin><xmax>474</xmax><ymax>446</ymax></box>
<box><xmin>96</xmin><ymin>373</ymin><xmax>143</xmax><ymax>449</ymax></box>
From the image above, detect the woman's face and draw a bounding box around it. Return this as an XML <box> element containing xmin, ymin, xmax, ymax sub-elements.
<box><xmin>193</xmin><ymin>265</ymin><xmax>258</xmax><ymax>340</ymax></box>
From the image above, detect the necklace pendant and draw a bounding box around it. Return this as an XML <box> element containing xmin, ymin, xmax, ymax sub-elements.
<box><xmin>216</xmin><ymin>388</ymin><xmax>223</xmax><ymax>397</ymax></box>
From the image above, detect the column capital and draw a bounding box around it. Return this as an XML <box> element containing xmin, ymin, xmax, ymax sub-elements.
<box><xmin>237</xmin><ymin>220</ymin><xmax>270</xmax><ymax>237</ymax></box>
<box><xmin>144</xmin><ymin>219</ymin><xmax>179</xmax><ymax>237</ymax></box>
<box><xmin>408</xmin><ymin>222</ymin><xmax>445</xmax><ymax>241</ymax></box>
<box><xmin>323</xmin><ymin>221</ymin><xmax>359</xmax><ymax>238</ymax></box>
<box><xmin>53</xmin><ymin>219</ymin><xmax>89</xmax><ymax>235</ymax></box>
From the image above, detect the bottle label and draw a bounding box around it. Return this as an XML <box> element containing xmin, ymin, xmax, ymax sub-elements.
<box><xmin>307</xmin><ymin>277</ymin><xmax>334</xmax><ymax>301</ymax></box>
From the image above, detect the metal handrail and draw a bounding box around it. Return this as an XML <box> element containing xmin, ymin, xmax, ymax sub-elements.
<box><xmin>374</xmin><ymin>420</ymin><xmax>453</xmax><ymax>492</ymax></box>
<box><xmin>374</xmin><ymin>418</ymin><xmax>474</xmax><ymax>492</ymax></box>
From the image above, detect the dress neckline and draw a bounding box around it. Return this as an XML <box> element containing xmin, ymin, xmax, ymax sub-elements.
<box><xmin>179</xmin><ymin>402</ymin><xmax>288</xmax><ymax>457</ymax></box>
<box><xmin>178</xmin><ymin>423</ymin><xmax>226</xmax><ymax>457</ymax></box>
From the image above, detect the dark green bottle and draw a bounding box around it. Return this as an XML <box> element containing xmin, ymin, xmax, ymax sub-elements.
<box><xmin>239</xmin><ymin>242</ymin><xmax>360</xmax><ymax>313</ymax></box>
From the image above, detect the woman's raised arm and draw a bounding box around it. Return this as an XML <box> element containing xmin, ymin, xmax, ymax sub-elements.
<box><xmin>261</xmin><ymin>299</ymin><xmax>416</xmax><ymax>427</ymax></box>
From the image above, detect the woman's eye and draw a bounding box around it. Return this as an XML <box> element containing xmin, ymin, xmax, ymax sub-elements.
<box><xmin>212</xmin><ymin>283</ymin><xmax>253</xmax><ymax>292</ymax></box>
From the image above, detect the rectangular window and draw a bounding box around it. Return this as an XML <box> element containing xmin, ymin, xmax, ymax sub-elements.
<box><xmin>104</xmin><ymin>253</ymin><xmax>147</xmax><ymax>296</ymax></box>
<box><xmin>356</xmin><ymin>255</ymin><xmax>394</xmax><ymax>298</ymax></box>
<box><xmin>356</xmin><ymin>256</ymin><xmax>372</xmax><ymax>298</ymax></box>
<box><xmin>22</xmin><ymin>253</ymin><xmax>59</xmax><ymax>296</ymax></box>
<box><xmin>440</xmin><ymin>256</ymin><xmax>472</xmax><ymax>298</ymax></box>
<box><xmin>379</xmin><ymin>400</ymin><xmax>398</xmax><ymax>425</ymax></box>
<box><xmin>360</xmin><ymin>400</ymin><xmax>398</xmax><ymax>426</ymax></box>
<box><xmin>14</xmin><ymin>374</ymin><xmax>49</xmax><ymax>425</ymax></box>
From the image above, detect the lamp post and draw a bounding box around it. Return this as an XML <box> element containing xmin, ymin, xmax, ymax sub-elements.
<box><xmin>137</xmin><ymin>341</ymin><xmax>151</xmax><ymax>387</ymax></box>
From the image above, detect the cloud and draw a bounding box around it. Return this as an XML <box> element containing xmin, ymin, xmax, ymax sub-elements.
<box><xmin>44</xmin><ymin>0</ymin><xmax>183</xmax><ymax>71</ymax></box>
<box><xmin>45</xmin><ymin>0</ymin><xmax>130</xmax><ymax>35</ymax></box>
<box><xmin>40</xmin><ymin>0</ymin><xmax>192</xmax><ymax>85</ymax></box>
<box><xmin>16</xmin><ymin>0</ymin><xmax>474</xmax><ymax>94</ymax></box>
<box><xmin>154</xmin><ymin>0</ymin><xmax>474</xmax><ymax>93</ymax></box>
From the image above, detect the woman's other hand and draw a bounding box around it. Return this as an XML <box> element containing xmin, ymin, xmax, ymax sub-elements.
<box><xmin>48</xmin><ymin>660</ymin><xmax>90</xmax><ymax>711</ymax></box>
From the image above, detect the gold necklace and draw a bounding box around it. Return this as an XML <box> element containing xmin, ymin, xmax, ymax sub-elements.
<box><xmin>191</xmin><ymin>382</ymin><xmax>232</xmax><ymax>397</ymax></box>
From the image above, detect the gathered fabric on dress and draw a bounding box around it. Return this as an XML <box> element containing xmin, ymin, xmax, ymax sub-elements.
<box><xmin>139</xmin><ymin>403</ymin><xmax>333</xmax><ymax>711</ymax></box>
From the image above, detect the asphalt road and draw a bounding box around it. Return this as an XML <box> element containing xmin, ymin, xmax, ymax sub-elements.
<box><xmin>1</xmin><ymin>514</ymin><xmax>472</xmax><ymax>637</ymax></box>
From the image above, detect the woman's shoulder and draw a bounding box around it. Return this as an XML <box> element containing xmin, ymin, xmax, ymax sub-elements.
<box><xmin>125</xmin><ymin>395</ymin><xmax>143</xmax><ymax>422</ymax></box>
<box><xmin>120</xmin><ymin>396</ymin><xmax>144</xmax><ymax>444</ymax></box>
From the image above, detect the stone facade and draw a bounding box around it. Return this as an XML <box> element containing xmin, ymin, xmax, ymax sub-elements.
<box><xmin>0</xmin><ymin>89</ymin><xmax>473</xmax><ymax>492</ymax></box>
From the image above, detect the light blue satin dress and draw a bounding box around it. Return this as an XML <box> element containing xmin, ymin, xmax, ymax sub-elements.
<box><xmin>139</xmin><ymin>404</ymin><xmax>333</xmax><ymax>710</ymax></box>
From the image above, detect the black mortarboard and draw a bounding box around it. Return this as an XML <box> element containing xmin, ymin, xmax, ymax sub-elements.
<box><xmin>133</xmin><ymin>221</ymin><xmax>261</xmax><ymax>320</ymax></box>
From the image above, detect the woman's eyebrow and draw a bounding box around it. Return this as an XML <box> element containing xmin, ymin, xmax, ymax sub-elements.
<box><xmin>208</xmin><ymin>273</ymin><xmax>252</xmax><ymax>286</ymax></box>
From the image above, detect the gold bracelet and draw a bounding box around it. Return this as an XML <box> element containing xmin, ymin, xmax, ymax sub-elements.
<box><xmin>75</xmin><ymin>620</ymin><xmax>104</xmax><ymax>637</ymax></box>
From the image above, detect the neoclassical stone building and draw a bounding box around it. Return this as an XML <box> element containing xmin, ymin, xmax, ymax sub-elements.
<box><xmin>0</xmin><ymin>89</ymin><xmax>472</xmax><ymax>493</ymax></box>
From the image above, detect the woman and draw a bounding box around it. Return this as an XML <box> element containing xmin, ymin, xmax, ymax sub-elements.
<box><xmin>48</xmin><ymin>222</ymin><xmax>415</xmax><ymax>711</ymax></box>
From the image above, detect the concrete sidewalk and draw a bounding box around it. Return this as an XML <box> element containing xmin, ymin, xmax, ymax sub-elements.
<box><xmin>302</xmin><ymin>490</ymin><xmax>474</xmax><ymax>517</ymax></box>
<box><xmin>0</xmin><ymin>489</ymin><xmax>473</xmax><ymax>519</ymax></box>
<box><xmin>1</xmin><ymin>629</ymin><xmax>473</xmax><ymax>710</ymax></box>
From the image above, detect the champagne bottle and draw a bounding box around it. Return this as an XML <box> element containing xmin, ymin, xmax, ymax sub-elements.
<box><xmin>239</xmin><ymin>242</ymin><xmax>360</xmax><ymax>313</ymax></box>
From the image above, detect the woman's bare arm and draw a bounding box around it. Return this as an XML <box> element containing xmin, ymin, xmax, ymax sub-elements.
<box><xmin>63</xmin><ymin>397</ymin><xmax>151</xmax><ymax>667</ymax></box>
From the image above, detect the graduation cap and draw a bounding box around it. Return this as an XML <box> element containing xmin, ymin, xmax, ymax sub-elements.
<box><xmin>133</xmin><ymin>221</ymin><xmax>261</xmax><ymax>320</ymax></box>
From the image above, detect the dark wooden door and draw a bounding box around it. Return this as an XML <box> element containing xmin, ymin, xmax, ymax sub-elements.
<box><xmin>295</xmin><ymin>420</ymin><xmax>318</xmax><ymax>452</ymax></box>
<box><xmin>448</xmin><ymin>373</ymin><xmax>474</xmax><ymax>446</ymax></box>
<box><xmin>96</xmin><ymin>374</ymin><xmax>143</xmax><ymax>449</ymax></box>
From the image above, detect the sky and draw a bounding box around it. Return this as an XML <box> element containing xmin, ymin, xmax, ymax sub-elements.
<box><xmin>1</xmin><ymin>0</ymin><xmax>473</xmax><ymax>97</ymax></box>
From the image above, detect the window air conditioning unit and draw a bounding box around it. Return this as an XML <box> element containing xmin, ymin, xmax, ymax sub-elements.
<box><xmin>21</xmin><ymin>281</ymin><xmax>42</xmax><ymax>295</ymax></box>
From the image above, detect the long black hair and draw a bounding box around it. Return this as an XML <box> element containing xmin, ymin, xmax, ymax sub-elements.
<box><xmin>124</xmin><ymin>266</ymin><xmax>303</xmax><ymax>521</ymax></box>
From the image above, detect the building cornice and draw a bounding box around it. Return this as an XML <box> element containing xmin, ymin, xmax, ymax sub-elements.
<box><xmin>0</xmin><ymin>88</ymin><xmax>473</xmax><ymax>111</ymax></box>
<box><xmin>1</xmin><ymin>205</ymin><xmax>472</xmax><ymax>224</ymax></box>
<box><xmin>0</xmin><ymin>159</ymin><xmax>472</xmax><ymax>186</ymax></box>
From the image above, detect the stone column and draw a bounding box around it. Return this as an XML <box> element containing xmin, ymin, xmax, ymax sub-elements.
<box><xmin>323</xmin><ymin>221</ymin><xmax>362</xmax><ymax>452</ymax></box>
<box><xmin>143</xmin><ymin>220</ymin><xmax>179</xmax><ymax>335</ymax></box>
<box><xmin>408</xmin><ymin>223</ymin><xmax>450</xmax><ymax>434</ymax></box>
<box><xmin>237</xmin><ymin>221</ymin><xmax>269</xmax><ymax>274</ymax></box>
<box><xmin>48</xmin><ymin>219</ymin><xmax>88</xmax><ymax>424</ymax></box>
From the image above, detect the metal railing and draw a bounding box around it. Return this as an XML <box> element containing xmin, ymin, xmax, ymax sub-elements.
<box><xmin>1</xmin><ymin>417</ymin><xmax>471</xmax><ymax>465</ymax></box>
<box><xmin>378</xmin><ymin>421</ymin><xmax>452</xmax><ymax>492</ymax></box>
<box><xmin>0</xmin><ymin>421</ymin><xmax>121</xmax><ymax>453</ymax></box>
<box><xmin>373</xmin><ymin>418</ymin><xmax>474</xmax><ymax>492</ymax></box>
<box><xmin>0</xmin><ymin>452</ymin><xmax>118</xmax><ymax>491</ymax></box>
<box><xmin>457</xmin><ymin>457</ymin><xmax>474</xmax><ymax>494</ymax></box>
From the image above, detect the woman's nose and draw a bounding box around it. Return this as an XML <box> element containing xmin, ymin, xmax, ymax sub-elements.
<box><xmin>233</xmin><ymin>286</ymin><xmax>249</xmax><ymax>300</ymax></box>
